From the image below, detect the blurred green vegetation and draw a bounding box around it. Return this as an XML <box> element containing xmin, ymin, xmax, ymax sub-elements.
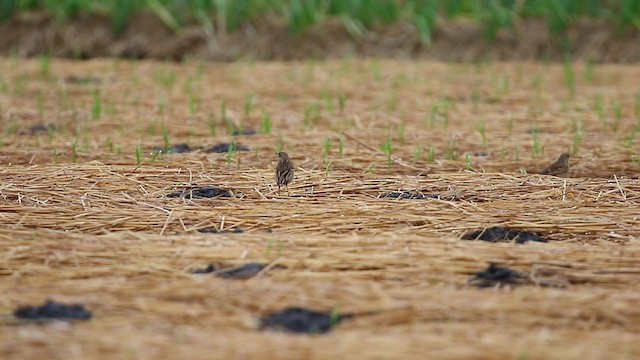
<box><xmin>1</xmin><ymin>0</ymin><xmax>639</xmax><ymax>43</ymax></box>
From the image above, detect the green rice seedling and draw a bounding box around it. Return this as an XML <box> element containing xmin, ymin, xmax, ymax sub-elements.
<box><xmin>0</xmin><ymin>77</ymin><xmax>7</xmax><ymax>93</ymax></box>
<box><xmin>583</xmin><ymin>57</ymin><xmax>595</xmax><ymax>82</ymax></box>
<box><xmin>501</xmin><ymin>74</ymin><xmax>510</xmax><ymax>95</ymax></box>
<box><xmin>624</xmin><ymin>129</ymin><xmax>637</xmax><ymax>149</ymax></box>
<box><xmin>157</xmin><ymin>97</ymin><xmax>165</xmax><ymax>113</ymax></box>
<box><xmin>260</xmin><ymin>112</ymin><xmax>272</xmax><ymax>134</ymax></box>
<box><xmin>188</xmin><ymin>94</ymin><xmax>198</xmax><ymax>115</ymax></box>
<box><xmin>155</xmin><ymin>68</ymin><xmax>176</xmax><ymax>90</ymax></box>
<box><xmin>426</xmin><ymin>145</ymin><xmax>435</xmax><ymax>162</ymax></box>
<box><xmin>208</xmin><ymin>113</ymin><xmax>217</xmax><ymax>136</ymax></box>
<box><xmin>380</xmin><ymin>130</ymin><xmax>393</xmax><ymax>168</ymax></box>
<box><xmin>531</xmin><ymin>127</ymin><xmax>543</xmax><ymax>157</ymax></box>
<box><xmin>37</xmin><ymin>90</ymin><xmax>45</xmax><ymax>119</ymax></box>
<box><xmin>7</xmin><ymin>121</ymin><xmax>19</xmax><ymax>135</ymax></box>
<box><xmin>633</xmin><ymin>155</ymin><xmax>640</xmax><ymax>168</ymax></box>
<box><xmin>162</xmin><ymin>126</ymin><xmax>170</xmax><ymax>152</ymax></box>
<box><xmin>321</xmin><ymin>89</ymin><xmax>334</xmax><ymax>114</ymax></box>
<box><xmin>366</xmin><ymin>163</ymin><xmax>375</xmax><ymax>173</ymax></box>
<box><xmin>464</xmin><ymin>153</ymin><xmax>472</xmax><ymax>171</ymax></box>
<box><xmin>226</xmin><ymin>141</ymin><xmax>236</xmax><ymax>165</ymax></box>
<box><xmin>105</xmin><ymin>135</ymin><xmax>114</xmax><ymax>153</ymax></box>
<box><xmin>563</xmin><ymin>56</ymin><xmax>576</xmax><ymax>98</ymax></box>
<box><xmin>445</xmin><ymin>138</ymin><xmax>458</xmax><ymax>160</ymax></box>
<box><xmin>52</xmin><ymin>148</ymin><xmax>59</xmax><ymax>163</ymax></box>
<box><xmin>635</xmin><ymin>88</ymin><xmax>640</xmax><ymax>120</ymax></box>
<box><xmin>507</xmin><ymin>115</ymin><xmax>514</xmax><ymax>136</ymax></box>
<box><xmin>515</xmin><ymin>145</ymin><xmax>520</xmax><ymax>161</ymax></box>
<box><xmin>277</xmin><ymin>134</ymin><xmax>283</xmax><ymax>153</ymax></box>
<box><xmin>39</xmin><ymin>53</ymin><xmax>51</xmax><ymax>79</ymax></box>
<box><xmin>571</xmin><ymin>130</ymin><xmax>584</xmax><ymax>155</ymax></box>
<box><xmin>71</xmin><ymin>137</ymin><xmax>78</xmax><ymax>163</ymax></box>
<box><xmin>303</xmin><ymin>103</ymin><xmax>321</xmax><ymax>129</ymax></box>
<box><xmin>14</xmin><ymin>73</ymin><xmax>27</xmax><ymax>96</ymax></box>
<box><xmin>322</xmin><ymin>136</ymin><xmax>332</xmax><ymax>161</ymax></box>
<box><xmin>477</xmin><ymin>120</ymin><xmax>487</xmax><ymax>146</ymax></box>
<box><xmin>244</xmin><ymin>94</ymin><xmax>257</xmax><ymax>116</ymax></box>
<box><xmin>150</xmin><ymin>150</ymin><xmax>161</xmax><ymax>162</ymax></box>
<box><xmin>413</xmin><ymin>144</ymin><xmax>422</xmax><ymax>162</ymax></box>
<box><xmin>338</xmin><ymin>93</ymin><xmax>346</xmax><ymax>112</ymax></box>
<box><xmin>324</xmin><ymin>161</ymin><xmax>332</xmax><ymax>177</ymax></box>
<box><xmin>338</xmin><ymin>136</ymin><xmax>345</xmax><ymax>157</ymax></box>
<box><xmin>135</xmin><ymin>144</ymin><xmax>142</xmax><ymax>165</ymax></box>
<box><xmin>92</xmin><ymin>89</ymin><xmax>101</xmax><ymax>120</ymax></box>
<box><xmin>612</xmin><ymin>101</ymin><xmax>623</xmax><ymax>132</ymax></box>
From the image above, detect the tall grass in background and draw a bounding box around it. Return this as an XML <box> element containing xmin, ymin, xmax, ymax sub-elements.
<box><xmin>1</xmin><ymin>0</ymin><xmax>639</xmax><ymax>41</ymax></box>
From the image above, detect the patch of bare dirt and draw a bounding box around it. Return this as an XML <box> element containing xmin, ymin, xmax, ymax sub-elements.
<box><xmin>1</xmin><ymin>12</ymin><xmax>640</xmax><ymax>62</ymax></box>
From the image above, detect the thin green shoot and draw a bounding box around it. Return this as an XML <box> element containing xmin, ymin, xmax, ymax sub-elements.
<box><xmin>71</xmin><ymin>137</ymin><xmax>78</xmax><ymax>163</ymax></box>
<box><xmin>338</xmin><ymin>136</ymin><xmax>345</xmax><ymax>157</ymax></box>
<box><xmin>477</xmin><ymin>120</ymin><xmax>487</xmax><ymax>146</ymax></box>
<box><xmin>244</xmin><ymin>94</ymin><xmax>257</xmax><ymax>116</ymax></box>
<box><xmin>426</xmin><ymin>145</ymin><xmax>435</xmax><ymax>162</ymax></box>
<box><xmin>338</xmin><ymin>93</ymin><xmax>346</xmax><ymax>112</ymax></box>
<box><xmin>380</xmin><ymin>130</ymin><xmax>393</xmax><ymax>168</ymax></box>
<box><xmin>92</xmin><ymin>89</ymin><xmax>101</xmax><ymax>119</ymax></box>
<box><xmin>260</xmin><ymin>112</ymin><xmax>272</xmax><ymax>134</ymax></box>
<box><xmin>322</xmin><ymin>136</ymin><xmax>332</xmax><ymax>161</ymax></box>
<box><xmin>135</xmin><ymin>144</ymin><xmax>142</xmax><ymax>165</ymax></box>
<box><xmin>208</xmin><ymin>113</ymin><xmax>217</xmax><ymax>135</ymax></box>
<box><xmin>414</xmin><ymin>144</ymin><xmax>422</xmax><ymax>162</ymax></box>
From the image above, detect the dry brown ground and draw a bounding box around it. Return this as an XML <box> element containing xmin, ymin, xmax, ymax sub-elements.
<box><xmin>1</xmin><ymin>58</ymin><xmax>640</xmax><ymax>359</ymax></box>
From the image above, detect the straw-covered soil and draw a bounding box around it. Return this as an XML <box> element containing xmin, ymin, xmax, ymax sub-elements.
<box><xmin>1</xmin><ymin>58</ymin><xmax>640</xmax><ymax>359</ymax></box>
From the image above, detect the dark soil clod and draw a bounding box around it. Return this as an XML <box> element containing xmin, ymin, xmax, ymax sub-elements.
<box><xmin>191</xmin><ymin>264</ymin><xmax>217</xmax><ymax>274</ymax></box>
<box><xmin>20</xmin><ymin>124</ymin><xmax>56</xmax><ymax>136</ymax></box>
<box><xmin>14</xmin><ymin>299</ymin><xmax>92</xmax><ymax>320</ymax></box>
<box><xmin>214</xmin><ymin>262</ymin><xmax>265</xmax><ymax>279</ymax></box>
<box><xmin>64</xmin><ymin>75</ymin><xmax>104</xmax><ymax>85</ymax></box>
<box><xmin>232</xmin><ymin>129</ymin><xmax>257</xmax><ymax>136</ymax></box>
<box><xmin>259</xmin><ymin>307</ymin><xmax>353</xmax><ymax>334</ymax></box>
<box><xmin>469</xmin><ymin>263</ymin><xmax>528</xmax><ymax>288</ymax></box>
<box><xmin>197</xmin><ymin>227</ymin><xmax>243</xmax><ymax>234</ymax></box>
<box><xmin>204</xmin><ymin>143</ymin><xmax>250</xmax><ymax>153</ymax></box>
<box><xmin>157</xmin><ymin>143</ymin><xmax>193</xmax><ymax>154</ymax></box>
<box><xmin>379</xmin><ymin>191</ymin><xmax>437</xmax><ymax>200</ymax></box>
<box><xmin>167</xmin><ymin>186</ymin><xmax>232</xmax><ymax>199</ymax></box>
<box><xmin>461</xmin><ymin>226</ymin><xmax>546</xmax><ymax>244</ymax></box>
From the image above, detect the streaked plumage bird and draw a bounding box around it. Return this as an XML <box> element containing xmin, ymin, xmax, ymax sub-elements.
<box><xmin>275</xmin><ymin>152</ymin><xmax>294</xmax><ymax>193</ymax></box>
<box><xmin>541</xmin><ymin>152</ymin><xmax>570</xmax><ymax>177</ymax></box>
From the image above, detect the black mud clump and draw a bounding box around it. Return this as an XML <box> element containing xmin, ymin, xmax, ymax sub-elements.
<box><xmin>379</xmin><ymin>191</ymin><xmax>438</xmax><ymax>200</ymax></box>
<box><xmin>197</xmin><ymin>227</ymin><xmax>244</xmax><ymax>234</ymax></box>
<box><xmin>167</xmin><ymin>186</ymin><xmax>232</xmax><ymax>199</ymax></box>
<box><xmin>156</xmin><ymin>143</ymin><xmax>193</xmax><ymax>154</ymax></box>
<box><xmin>64</xmin><ymin>75</ymin><xmax>104</xmax><ymax>85</ymax></box>
<box><xmin>14</xmin><ymin>299</ymin><xmax>92</xmax><ymax>320</ymax></box>
<box><xmin>469</xmin><ymin>263</ymin><xmax>528</xmax><ymax>288</ymax></box>
<box><xmin>20</xmin><ymin>123</ymin><xmax>56</xmax><ymax>136</ymax></box>
<box><xmin>191</xmin><ymin>264</ymin><xmax>217</xmax><ymax>274</ymax></box>
<box><xmin>259</xmin><ymin>307</ymin><xmax>354</xmax><ymax>334</ymax></box>
<box><xmin>232</xmin><ymin>128</ymin><xmax>257</xmax><ymax>136</ymax></box>
<box><xmin>461</xmin><ymin>226</ymin><xmax>546</xmax><ymax>244</ymax></box>
<box><xmin>215</xmin><ymin>262</ymin><xmax>264</xmax><ymax>279</ymax></box>
<box><xmin>204</xmin><ymin>143</ymin><xmax>250</xmax><ymax>153</ymax></box>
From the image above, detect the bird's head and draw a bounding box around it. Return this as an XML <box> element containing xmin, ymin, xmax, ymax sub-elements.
<box><xmin>559</xmin><ymin>152</ymin><xmax>571</xmax><ymax>162</ymax></box>
<box><xmin>276</xmin><ymin>152</ymin><xmax>289</xmax><ymax>160</ymax></box>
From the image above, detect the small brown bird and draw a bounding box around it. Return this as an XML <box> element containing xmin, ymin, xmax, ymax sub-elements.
<box><xmin>275</xmin><ymin>152</ymin><xmax>294</xmax><ymax>193</ymax></box>
<box><xmin>541</xmin><ymin>152</ymin><xmax>571</xmax><ymax>177</ymax></box>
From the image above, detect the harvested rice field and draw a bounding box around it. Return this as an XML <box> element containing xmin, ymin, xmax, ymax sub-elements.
<box><xmin>1</xmin><ymin>58</ymin><xmax>640</xmax><ymax>359</ymax></box>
